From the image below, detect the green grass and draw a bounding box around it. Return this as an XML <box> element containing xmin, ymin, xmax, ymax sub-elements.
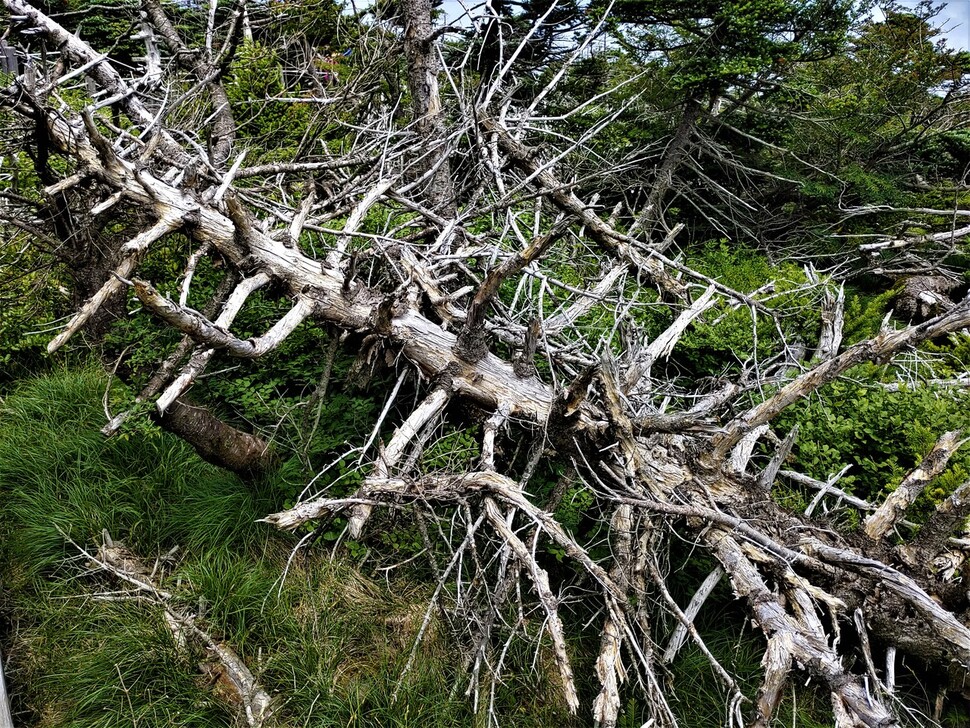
<box><xmin>0</xmin><ymin>367</ymin><xmax>486</xmax><ymax>727</ymax></box>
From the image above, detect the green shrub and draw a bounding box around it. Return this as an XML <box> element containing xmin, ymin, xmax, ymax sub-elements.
<box><xmin>777</xmin><ymin>371</ymin><xmax>970</xmax><ymax>518</ymax></box>
<box><xmin>676</xmin><ymin>241</ymin><xmax>819</xmax><ymax>377</ymax></box>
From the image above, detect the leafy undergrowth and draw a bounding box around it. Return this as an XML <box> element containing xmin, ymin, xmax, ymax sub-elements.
<box><xmin>0</xmin><ymin>368</ymin><xmax>562</xmax><ymax>727</ymax></box>
<box><xmin>774</xmin><ymin>362</ymin><xmax>970</xmax><ymax>526</ymax></box>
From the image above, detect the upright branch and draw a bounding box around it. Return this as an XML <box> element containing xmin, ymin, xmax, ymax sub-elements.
<box><xmin>456</xmin><ymin>221</ymin><xmax>566</xmax><ymax>362</ymax></box>
<box><xmin>401</xmin><ymin>0</ymin><xmax>455</xmax><ymax>218</ymax></box>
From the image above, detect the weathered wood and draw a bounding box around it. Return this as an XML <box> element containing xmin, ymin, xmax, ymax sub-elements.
<box><xmin>9</xmin><ymin>4</ymin><xmax>970</xmax><ymax>723</ymax></box>
<box><xmin>624</xmin><ymin>285</ymin><xmax>717</xmax><ymax>394</ymax></box>
<box><xmin>348</xmin><ymin>386</ymin><xmax>452</xmax><ymax>537</ymax></box>
<box><xmin>592</xmin><ymin>505</ymin><xmax>632</xmax><ymax>728</ymax></box>
<box><xmin>728</xmin><ymin>423</ymin><xmax>768</xmax><ymax>474</ymax></box>
<box><xmin>483</xmin><ymin>117</ymin><xmax>686</xmax><ymax>300</ymax></box>
<box><xmin>779</xmin><ymin>468</ymin><xmax>871</xmax><ymax>512</ymax></box>
<box><xmin>711</xmin><ymin>531</ymin><xmax>897</xmax><ymax>728</ymax></box>
<box><xmin>48</xmin><ymin>217</ymin><xmax>181</xmax><ymax>353</ymax></box>
<box><xmin>457</xmin><ymin>222</ymin><xmax>566</xmax><ymax>363</ymax></box>
<box><xmin>156</xmin><ymin>271</ymin><xmax>273</xmax><ymax>413</ymax></box>
<box><xmin>484</xmin><ymin>497</ymin><xmax>579</xmax><ymax>712</ymax></box>
<box><xmin>133</xmin><ymin>279</ymin><xmax>314</xmax><ymax>359</ymax></box>
<box><xmin>4</xmin><ymin>0</ymin><xmax>191</xmax><ymax>163</ymax></box>
<box><xmin>758</xmin><ymin>425</ymin><xmax>797</xmax><ymax>491</ymax></box>
<box><xmin>661</xmin><ymin>566</ymin><xmax>723</xmax><ymax>664</ymax></box>
<box><xmin>750</xmin><ymin>634</ymin><xmax>793</xmax><ymax>728</ymax></box>
<box><xmin>906</xmin><ymin>478</ymin><xmax>970</xmax><ymax>560</ymax></box>
<box><xmin>804</xmin><ymin>538</ymin><xmax>970</xmax><ymax>664</ymax></box>
<box><xmin>0</xmin><ymin>647</ymin><xmax>12</xmax><ymax>728</ymax></box>
<box><xmin>865</xmin><ymin>430</ymin><xmax>964</xmax><ymax>540</ymax></box>
<box><xmin>714</xmin><ymin>313</ymin><xmax>970</xmax><ymax>458</ymax></box>
<box><xmin>815</xmin><ymin>283</ymin><xmax>845</xmax><ymax>360</ymax></box>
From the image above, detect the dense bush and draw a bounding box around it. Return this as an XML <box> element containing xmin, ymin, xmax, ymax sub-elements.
<box><xmin>777</xmin><ymin>367</ymin><xmax>970</xmax><ymax>519</ymax></box>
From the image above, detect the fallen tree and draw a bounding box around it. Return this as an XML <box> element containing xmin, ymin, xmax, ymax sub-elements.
<box><xmin>2</xmin><ymin>0</ymin><xmax>970</xmax><ymax>725</ymax></box>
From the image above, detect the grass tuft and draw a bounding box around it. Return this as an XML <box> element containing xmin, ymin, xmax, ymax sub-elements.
<box><xmin>0</xmin><ymin>368</ymin><xmax>480</xmax><ymax>727</ymax></box>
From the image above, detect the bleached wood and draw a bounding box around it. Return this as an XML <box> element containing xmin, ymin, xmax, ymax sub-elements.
<box><xmin>47</xmin><ymin>216</ymin><xmax>181</xmax><ymax>353</ymax></box>
<box><xmin>4</xmin><ymin>0</ymin><xmax>189</xmax><ymax>162</ymax></box>
<box><xmin>778</xmin><ymin>469</ymin><xmax>871</xmax><ymax>512</ymax></box>
<box><xmin>211</xmin><ymin>149</ymin><xmax>248</xmax><ymax>204</ymax></box>
<box><xmin>647</xmin><ymin>556</ymin><xmax>740</xmax><ymax>708</ymax></box>
<box><xmin>714</xmin><ymin>309</ymin><xmax>970</xmax><ymax>458</ymax></box>
<box><xmin>860</xmin><ymin>224</ymin><xmax>970</xmax><ymax>251</ymax></box>
<box><xmin>728</xmin><ymin>423</ymin><xmax>768</xmax><ymax>474</ymax></box>
<box><xmin>484</xmin><ymin>497</ymin><xmax>579</xmax><ymax>713</ymax></box>
<box><xmin>326</xmin><ymin>178</ymin><xmax>394</xmax><ymax>268</ymax></box>
<box><xmin>624</xmin><ymin>285</ymin><xmax>717</xmax><ymax>393</ymax></box>
<box><xmin>865</xmin><ymin>430</ymin><xmax>964</xmax><ymax>540</ymax></box>
<box><xmin>662</xmin><ymin>566</ymin><xmax>723</xmax><ymax>664</ymax></box>
<box><xmin>805</xmin><ymin>538</ymin><xmax>970</xmax><ymax>663</ymax></box>
<box><xmin>885</xmin><ymin>646</ymin><xmax>896</xmax><ymax>694</ymax></box>
<box><xmin>287</xmin><ymin>183</ymin><xmax>316</xmax><ymax>248</ymax></box>
<box><xmin>178</xmin><ymin>243</ymin><xmax>212</xmax><ymax>308</ymax></box>
<box><xmin>815</xmin><ymin>283</ymin><xmax>845</xmax><ymax>361</ymax></box>
<box><xmin>347</xmin><ymin>387</ymin><xmax>452</xmax><ymax>538</ymax></box>
<box><xmin>592</xmin><ymin>505</ymin><xmax>631</xmax><ymax>728</ymax></box>
<box><xmin>44</xmin><ymin>169</ymin><xmax>89</xmax><ymax>195</ymax></box>
<box><xmin>157</xmin><ymin>271</ymin><xmax>272</xmax><ymax>413</ymax></box>
<box><xmin>11</xmin><ymin>5</ymin><xmax>970</xmax><ymax>721</ymax></box>
<box><xmin>758</xmin><ymin>425</ymin><xmax>797</xmax><ymax>491</ymax></box>
<box><xmin>91</xmin><ymin>191</ymin><xmax>124</xmax><ymax>216</ymax></box>
<box><xmin>134</xmin><ymin>279</ymin><xmax>314</xmax><ymax>359</ymax></box>
<box><xmin>803</xmin><ymin>464</ymin><xmax>854</xmax><ymax>516</ymax></box>
<box><xmin>87</xmin><ymin>537</ymin><xmax>274</xmax><ymax>726</ymax></box>
<box><xmin>711</xmin><ymin>531</ymin><xmax>895</xmax><ymax>728</ymax></box>
<box><xmin>546</xmin><ymin>265</ymin><xmax>625</xmax><ymax>333</ymax></box>
<box><xmin>750</xmin><ymin>634</ymin><xmax>793</xmax><ymax>728</ymax></box>
<box><xmin>479</xmin><ymin>402</ymin><xmax>511</xmax><ymax>471</ymax></box>
<box><xmin>482</xmin><ymin>117</ymin><xmax>685</xmax><ymax>299</ymax></box>
<box><xmin>133</xmin><ymin>11</ymin><xmax>162</xmax><ymax>88</ymax></box>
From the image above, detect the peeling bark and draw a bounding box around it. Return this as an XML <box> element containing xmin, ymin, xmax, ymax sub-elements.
<box><xmin>160</xmin><ymin>398</ymin><xmax>274</xmax><ymax>477</ymax></box>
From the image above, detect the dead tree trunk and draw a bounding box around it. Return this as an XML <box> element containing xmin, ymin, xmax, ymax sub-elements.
<box><xmin>401</xmin><ymin>0</ymin><xmax>456</xmax><ymax>219</ymax></box>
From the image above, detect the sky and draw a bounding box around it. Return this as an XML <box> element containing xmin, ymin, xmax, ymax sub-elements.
<box><xmin>881</xmin><ymin>1</ymin><xmax>970</xmax><ymax>50</ymax></box>
<box><xmin>437</xmin><ymin>0</ymin><xmax>970</xmax><ymax>51</ymax></box>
